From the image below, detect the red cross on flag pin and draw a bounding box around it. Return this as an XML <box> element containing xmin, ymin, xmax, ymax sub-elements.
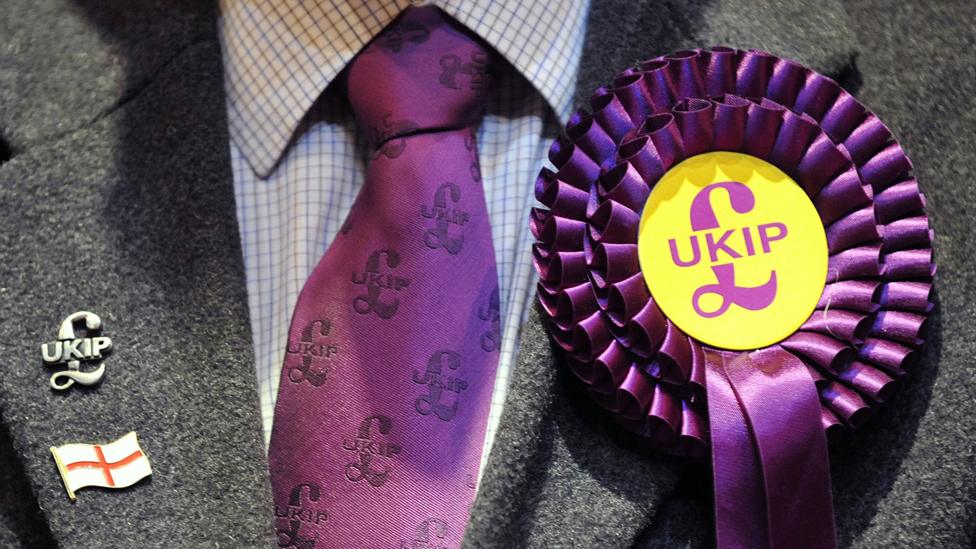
<box><xmin>50</xmin><ymin>432</ymin><xmax>152</xmax><ymax>501</ymax></box>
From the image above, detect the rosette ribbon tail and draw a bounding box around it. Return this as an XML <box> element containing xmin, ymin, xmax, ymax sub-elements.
<box><xmin>705</xmin><ymin>347</ymin><xmax>837</xmax><ymax>549</ymax></box>
<box><xmin>534</xmin><ymin>46</ymin><xmax>933</xmax><ymax>548</ymax></box>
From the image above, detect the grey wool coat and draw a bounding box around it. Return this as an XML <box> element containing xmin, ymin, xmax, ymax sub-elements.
<box><xmin>1</xmin><ymin>0</ymin><xmax>973</xmax><ymax>547</ymax></box>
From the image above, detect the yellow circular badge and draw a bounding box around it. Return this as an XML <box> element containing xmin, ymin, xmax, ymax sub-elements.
<box><xmin>638</xmin><ymin>151</ymin><xmax>828</xmax><ymax>350</ymax></box>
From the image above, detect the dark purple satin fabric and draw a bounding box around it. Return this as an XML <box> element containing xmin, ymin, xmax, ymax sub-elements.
<box><xmin>707</xmin><ymin>348</ymin><xmax>836</xmax><ymax>549</ymax></box>
<box><xmin>531</xmin><ymin>47</ymin><xmax>934</xmax><ymax>549</ymax></box>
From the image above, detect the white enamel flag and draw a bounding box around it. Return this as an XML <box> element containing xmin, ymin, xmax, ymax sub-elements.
<box><xmin>51</xmin><ymin>432</ymin><xmax>152</xmax><ymax>500</ymax></box>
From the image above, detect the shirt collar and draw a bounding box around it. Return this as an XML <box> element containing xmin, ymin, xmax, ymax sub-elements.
<box><xmin>219</xmin><ymin>0</ymin><xmax>588</xmax><ymax>178</ymax></box>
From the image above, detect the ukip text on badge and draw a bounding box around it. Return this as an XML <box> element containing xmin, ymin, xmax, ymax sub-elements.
<box><xmin>40</xmin><ymin>311</ymin><xmax>112</xmax><ymax>390</ymax></box>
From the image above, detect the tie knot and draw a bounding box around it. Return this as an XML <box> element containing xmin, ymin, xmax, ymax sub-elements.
<box><xmin>345</xmin><ymin>7</ymin><xmax>492</xmax><ymax>150</ymax></box>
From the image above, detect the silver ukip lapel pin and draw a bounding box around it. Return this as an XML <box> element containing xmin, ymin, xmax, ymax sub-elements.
<box><xmin>40</xmin><ymin>311</ymin><xmax>111</xmax><ymax>390</ymax></box>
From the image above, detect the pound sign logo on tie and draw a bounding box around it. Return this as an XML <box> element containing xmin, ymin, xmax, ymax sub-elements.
<box><xmin>413</xmin><ymin>350</ymin><xmax>468</xmax><ymax>422</ymax></box>
<box><xmin>285</xmin><ymin>320</ymin><xmax>338</xmax><ymax>387</ymax></box>
<box><xmin>400</xmin><ymin>518</ymin><xmax>449</xmax><ymax>549</ymax></box>
<box><xmin>351</xmin><ymin>250</ymin><xmax>410</xmax><ymax>319</ymax></box>
<box><xmin>342</xmin><ymin>415</ymin><xmax>401</xmax><ymax>487</ymax></box>
<box><xmin>421</xmin><ymin>182</ymin><xmax>468</xmax><ymax>255</ymax></box>
<box><xmin>478</xmin><ymin>287</ymin><xmax>501</xmax><ymax>352</ymax></box>
<box><xmin>275</xmin><ymin>483</ymin><xmax>327</xmax><ymax>549</ymax></box>
<box><xmin>438</xmin><ymin>50</ymin><xmax>488</xmax><ymax>92</ymax></box>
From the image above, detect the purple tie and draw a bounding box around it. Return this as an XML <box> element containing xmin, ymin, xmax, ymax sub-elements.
<box><xmin>268</xmin><ymin>7</ymin><xmax>499</xmax><ymax>548</ymax></box>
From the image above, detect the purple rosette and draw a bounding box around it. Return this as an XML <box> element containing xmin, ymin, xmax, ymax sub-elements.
<box><xmin>532</xmin><ymin>47</ymin><xmax>934</xmax><ymax>549</ymax></box>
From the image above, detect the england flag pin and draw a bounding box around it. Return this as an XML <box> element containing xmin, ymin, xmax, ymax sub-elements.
<box><xmin>50</xmin><ymin>432</ymin><xmax>152</xmax><ymax>501</ymax></box>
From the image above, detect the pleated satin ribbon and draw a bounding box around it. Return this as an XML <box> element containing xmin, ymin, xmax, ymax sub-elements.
<box><xmin>706</xmin><ymin>347</ymin><xmax>836</xmax><ymax>548</ymax></box>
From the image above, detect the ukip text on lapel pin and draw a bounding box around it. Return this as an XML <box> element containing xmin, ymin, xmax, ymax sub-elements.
<box><xmin>40</xmin><ymin>311</ymin><xmax>112</xmax><ymax>390</ymax></box>
<box><xmin>50</xmin><ymin>432</ymin><xmax>152</xmax><ymax>501</ymax></box>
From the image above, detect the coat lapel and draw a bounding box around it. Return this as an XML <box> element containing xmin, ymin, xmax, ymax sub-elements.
<box><xmin>0</xmin><ymin>2</ymin><xmax>275</xmax><ymax>547</ymax></box>
<box><xmin>466</xmin><ymin>0</ymin><xmax>859</xmax><ymax>547</ymax></box>
<box><xmin>0</xmin><ymin>0</ymin><xmax>862</xmax><ymax>547</ymax></box>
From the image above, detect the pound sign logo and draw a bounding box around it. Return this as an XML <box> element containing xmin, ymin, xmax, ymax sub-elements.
<box><xmin>639</xmin><ymin>151</ymin><xmax>828</xmax><ymax>350</ymax></box>
<box><xmin>478</xmin><ymin>287</ymin><xmax>501</xmax><ymax>352</ymax></box>
<box><xmin>351</xmin><ymin>249</ymin><xmax>411</xmax><ymax>319</ymax></box>
<box><xmin>421</xmin><ymin>182</ymin><xmax>468</xmax><ymax>255</ymax></box>
<box><xmin>439</xmin><ymin>50</ymin><xmax>488</xmax><ymax>93</ymax></box>
<box><xmin>400</xmin><ymin>518</ymin><xmax>449</xmax><ymax>549</ymax></box>
<box><xmin>684</xmin><ymin>181</ymin><xmax>780</xmax><ymax>318</ymax></box>
<box><xmin>40</xmin><ymin>311</ymin><xmax>112</xmax><ymax>390</ymax></box>
<box><xmin>342</xmin><ymin>415</ymin><xmax>401</xmax><ymax>488</ymax></box>
<box><xmin>275</xmin><ymin>483</ymin><xmax>327</xmax><ymax>549</ymax></box>
<box><xmin>285</xmin><ymin>320</ymin><xmax>338</xmax><ymax>387</ymax></box>
<box><xmin>413</xmin><ymin>350</ymin><xmax>468</xmax><ymax>422</ymax></box>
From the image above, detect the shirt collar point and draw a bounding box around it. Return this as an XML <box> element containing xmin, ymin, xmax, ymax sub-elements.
<box><xmin>231</xmin><ymin>132</ymin><xmax>285</xmax><ymax>180</ymax></box>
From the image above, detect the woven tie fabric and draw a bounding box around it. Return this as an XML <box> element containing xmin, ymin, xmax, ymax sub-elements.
<box><xmin>268</xmin><ymin>7</ymin><xmax>499</xmax><ymax>548</ymax></box>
